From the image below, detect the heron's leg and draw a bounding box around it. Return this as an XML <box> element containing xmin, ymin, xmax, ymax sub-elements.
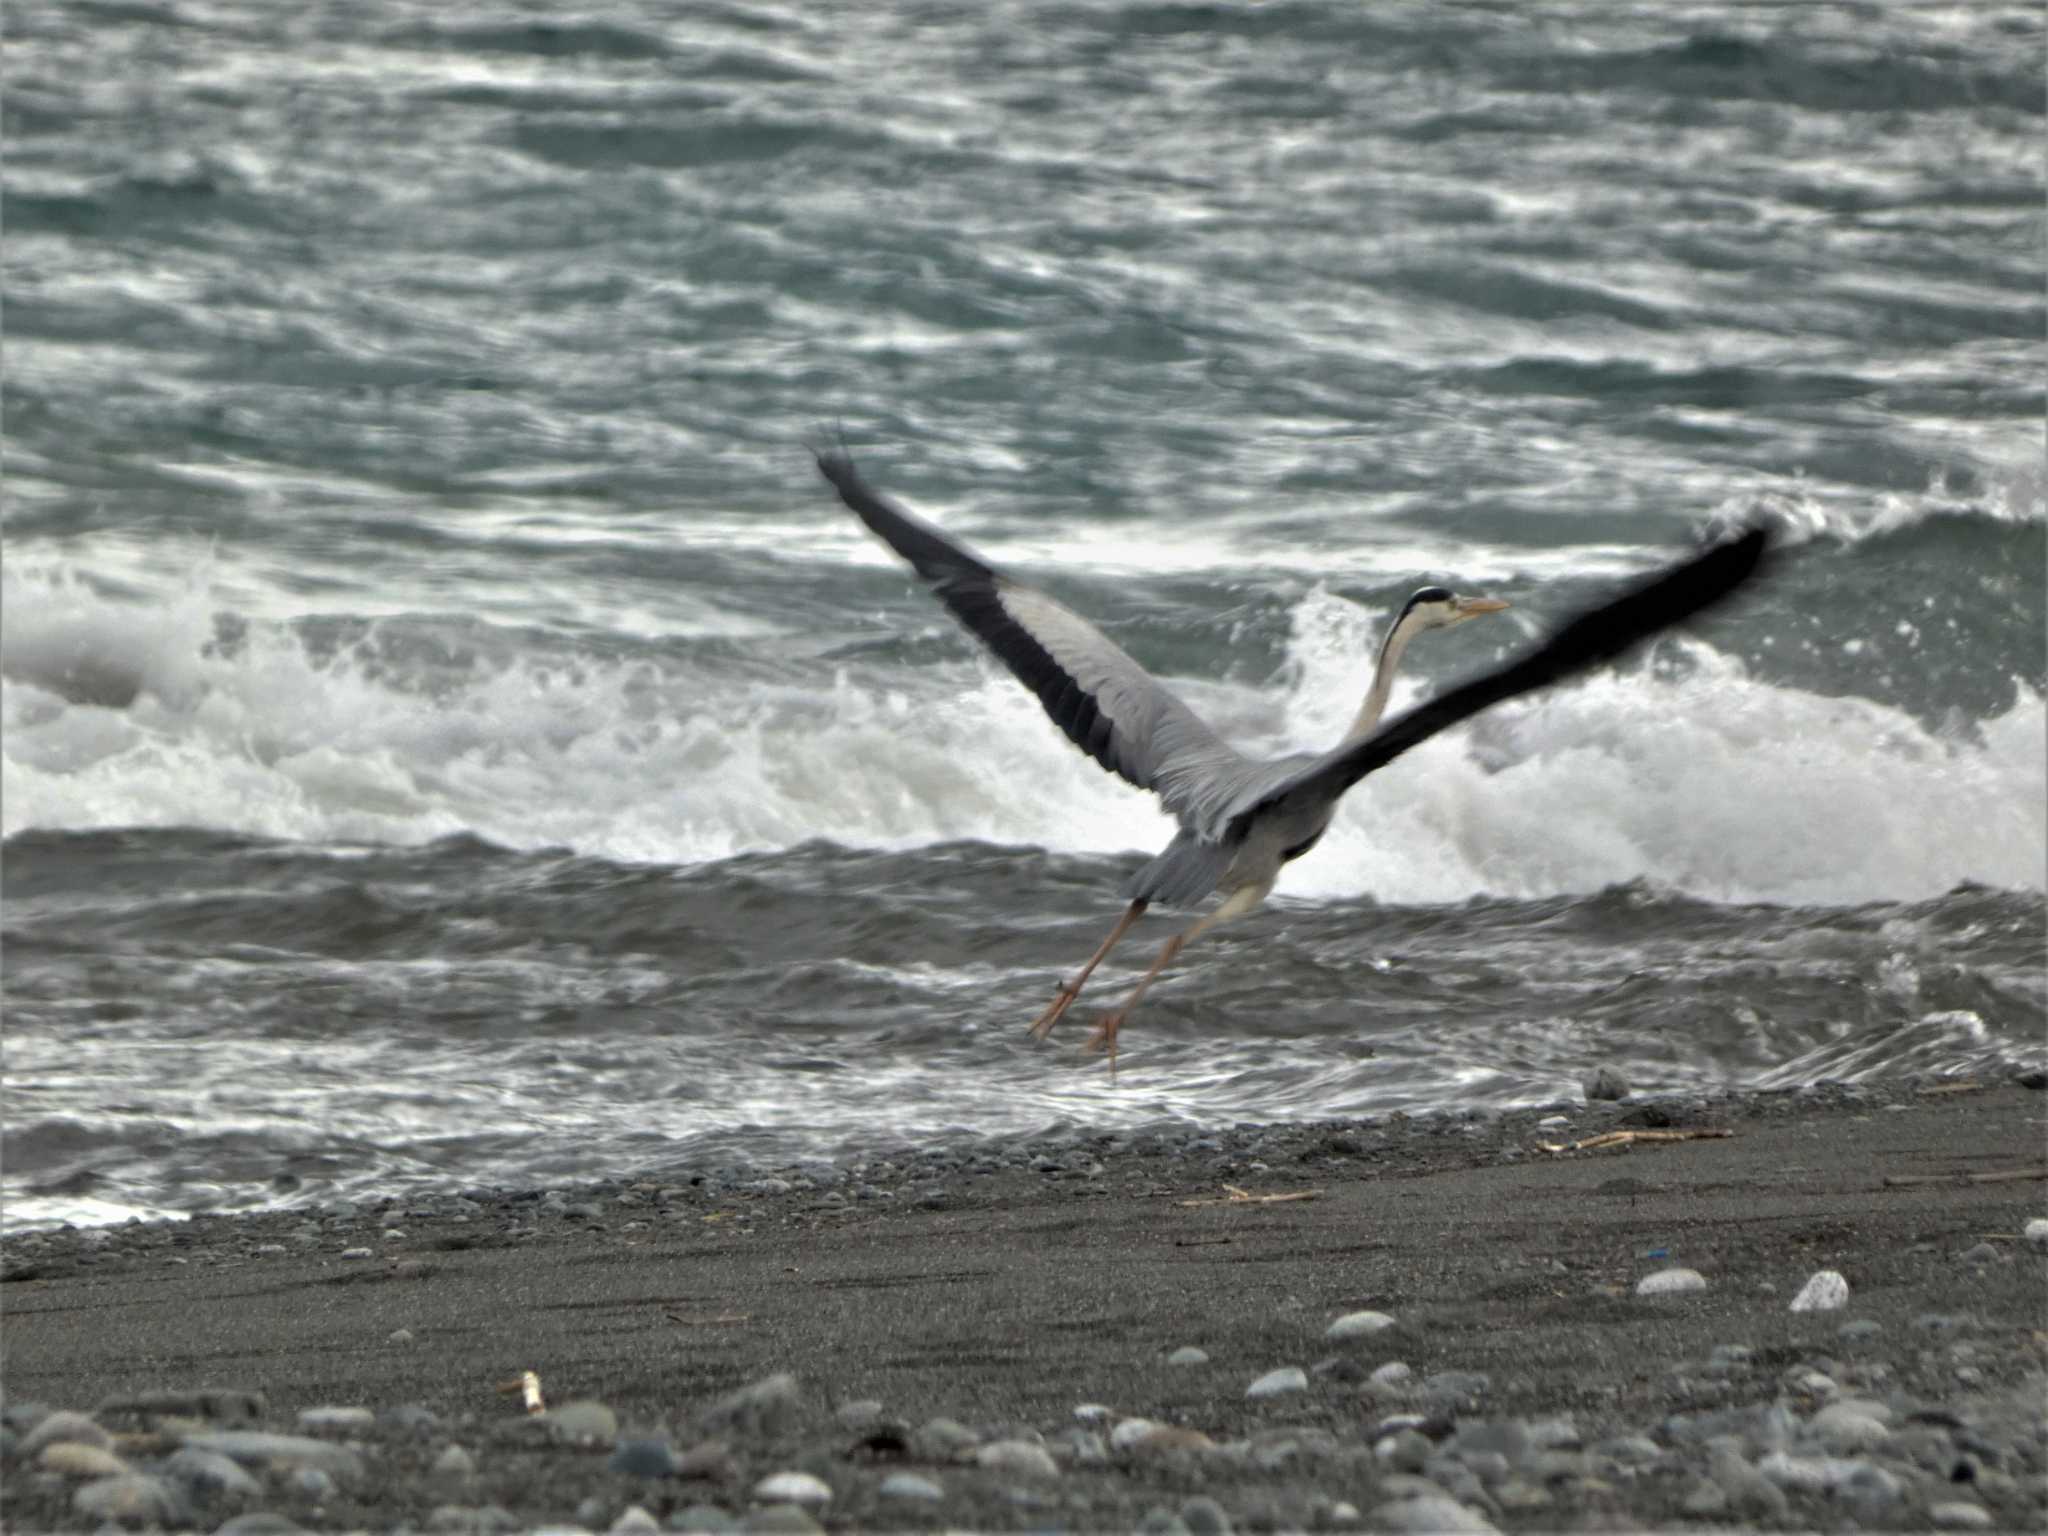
<box><xmin>1087</xmin><ymin>881</ymin><xmax>1273</xmax><ymax>1073</ymax></box>
<box><xmin>1028</xmin><ymin>899</ymin><xmax>1148</xmax><ymax>1042</ymax></box>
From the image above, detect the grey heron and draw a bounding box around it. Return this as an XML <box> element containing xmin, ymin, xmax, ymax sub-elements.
<box><xmin>815</xmin><ymin>448</ymin><xmax>1768</xmax><ymax>1067</ymax></box>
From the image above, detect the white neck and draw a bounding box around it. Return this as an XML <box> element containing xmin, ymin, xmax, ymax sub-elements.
<box><xmin>1345</xmin><ymin>614</ymin><xmax>1420</xmax><ymax>742</ymax></box>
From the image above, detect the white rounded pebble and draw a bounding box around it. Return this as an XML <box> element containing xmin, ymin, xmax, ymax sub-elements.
<box><xmin>1810</xmin><ymin>1402</ymin><xmax>1891</xmax><ymax>1453</ymax></box>
<box><xmin>1112</xmin><ymin>1418</ymin><xmax>1163</xmax><ymax>1451</ymax></box>
<box><xmin>547</xmin><ymin>1400</ymin><xmax>618</xmax><ymax>1448</ymax></box>
<box><xmin>1246</xmin><ymin>1366</ymin><xmax>1308</xmax><ymax>1398</ymax></box>
<box><xmin>1073</xmin><ymin>1403</ymin><xmax>1112</xmax><ymax>1422</ymax></box>
<box><xmin>1635</xmin><ymin>1267</ymin><xmax>1707</xmax><ymax>1296</ymax></box>
<box><xmin>879</xmin><ymin>1471</ymin><xmax>945</xmax><ymax>1501</ymax></box>
<box><xmin>1325</xmin><ymin>1309</ymin><xmax>1397</xmax><ymax>1339</ymax></box>
<box><xmin>1928</xmin><ymin>1501</ymin><xmax>1994</xmax><ymax>1529</ymax></box>
<box><xmin>1165</xmin><ymin>1346</ymin><xmax>1209</xmax><ymax>1367</ymax></box>
<box><xmin>753</xmin><ymin>1471</ymin><xmax>831</xmax><ymax>1506</ymax></box>
<box><xmin>387</xmin><ymin>1328</ymin><xmax>415</xmax><ymax>1344</ymax></box>
<box><xmin>974</xmin><ymin>1439</ymin><xmax>1060</xmax><ymax>1478</ymax></box>
<box><xmin>2024</xmin><ymin>1217</ymin><xmax>2048</xmax><ymax>1251</ymax></box>
<box><xmin>1369</xmin><ymin>1361</ymin><xmax>1413</xmax><ymax>1386</ymax></box>
<box><xmin>610</xmin><ymin>1506</ymin><xmax>660</xmax><ymax>1533</ymax></box>
<box><xmin>40</xmin><ymin>1443</ymin><xmax>128</xmax><ymax>1479</ymax></box>
<box><xmin>339</xmin><ymin>1247</ymin><xmax>373</xmax><ymax>1260</ymax></box>
<box><xmin>1790</xmin><ymin>1269</ymin><xmax>1850</xmax><ymax>1312</ymax></box>
<box><xmin>1370</xmin><ymin>1495</ymin><xmax>1498</xmax><ymax>1532</ymax></box>
<box><xmin>22</xmin><ymin>1411</ymin><xmax>114</xmax><ymax>1456</ymax></box>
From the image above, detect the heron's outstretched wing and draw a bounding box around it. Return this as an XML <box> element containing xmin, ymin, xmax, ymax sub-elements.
<box><xmin>1226</xmin><ymin>526</ymin><xmax>1771</xmax><ymax>838</ymax></box>
<box><xmin>816</xmin><ymin>448</ymin><xmax>1251</xmax><ymax>833</ymax></box>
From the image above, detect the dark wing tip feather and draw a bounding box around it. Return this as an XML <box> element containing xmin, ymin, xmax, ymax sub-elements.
<box><xmin>814</xmin><ymin>443</ymin><xmax>1125</xmax><ymax>781</ymax></box>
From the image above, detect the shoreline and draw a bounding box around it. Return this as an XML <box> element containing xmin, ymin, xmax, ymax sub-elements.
<box><xmin>4</xmin><ymin>1079</ymin><xmax>2045</xmax><ymax>1532</ymax></box>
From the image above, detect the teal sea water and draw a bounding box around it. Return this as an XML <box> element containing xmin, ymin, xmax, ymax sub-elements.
<box><xmin>4</xmin><ymin>1</ymin><xmax>2043</xmax><ymax>1228</ymax></box>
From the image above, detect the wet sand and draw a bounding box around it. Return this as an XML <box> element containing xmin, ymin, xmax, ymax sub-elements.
<box><xmin>4</xmin><ymin>1080</ymin><xmax>2045</xmax><ymax>1532</ymax></box>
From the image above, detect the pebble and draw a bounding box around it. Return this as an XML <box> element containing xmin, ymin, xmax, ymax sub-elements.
<box><xmin>672</xmin><ymin>1505</ymin><xmax>740</xmax><ymax>1534</ymax></box>
<box><xmin>339</xmin><ymin>1246</ymin><xmax>373</xmax><ymax>1259</ymax></box>
<box><xmin>877</xmin><ymin>1471</ymin><xmax>944</xmax><ymax>1501</ymax></box>
<box><xmin>1113</xmin><ymin>1419</ymin><xmax>1215</xmax><ymax>1455</ymax></box>
<box><xmin>1789</xmin><ymin>1268</ymin><xmax>1849</xmax><ymax>1311</ymax></box>
<box><xmin>1369</xmin><ymin>1360</ymin><xmax>1413</xmax><ymax>1386</ymax></box>
<box><xmin>73</xmin><ymin>1473</ymin><xmax>187</xmax><ymax>1527</ymax></box>
<box><xmin>742</xmin><ymin>1506</ymin><xmax>824</xmax><ymax>1535</ymax></box>
<box><xmin>1245</xmin><ymin>1366</ymin><xmax>1308</xmax><ymax>1398</ymax></box>
<box><xmin>292</xmin><ymin>1464</ymin><xmax>335</xmax><ymax>1500</ymax></box>
<box><xmin>706</xmin><ymin>1374</ymin><xmax>802</xmax><ymax>1435</ymax></box>
<box><xmin>1165</xmin><ymin>1345</ymin><xmax>1210</xmax><ymax>1367</ymax></box>
<box><xmin>1325</xmin><ymin>1309</ymin><xmax>1397</xmax><ymax>1339</ymax></box>
<box><xmin>215</xmin><ymin>1516</ymin><xmax>309</xmax><ymax>1535</ymax></box>
<box><xmin>2023</xmin><ymin>1216</ymin><xmax>2048</xmax><ymax>1251</ymax></box>
<box><xmin>41</xmin><ymin>1442</ymin><xmax>129</xmax><ymax>1478</ymax></box>
<box><xmin>1582</xmin><ymin>1064</ymin><xmax>1631</xmax><ymax>1101</ymax></box>
<box><xmin>1137</xmin><ymin>1507</ymin><xmax>1192</xmax><ymax>1536</ymax></box>
<box><xmin>181</xmin><ymin>1429</ymin><xmax>365</xmax><ymax>1481</ymax></box>
<box><xmin>610</xmin><ymin>1438</ymin><xmax>678</xmax><ymax>1478</ymax></box>
<box><xmin>21</xmin><ymin>1409</ymin><xmax>114</xmax><ymax>1455</ymax></box>
<box><xmin>1928</xmin><ymin>1501</ymin><xmax>1994</xmax><ymax>1528</ymax></box>
<box><xmin>164</xmin><ymin>1444</ymin><xmax>263</xmax><ymax>1501</ymax></box>
<box><xmin>1370</xmin><ymin>1495</ymin><xmax>1497</xmax><ymax>1532</ymax></box>
<box><xmin>751</xmin><ymin>1471</ymin><xmax>831</xmax><ymax>1507</ymax></box>
<box><xmin>547</xmin><ymin>1400</ymin><xmax>619</xmax><ymax>1447</ymax></box>
<box><xmin>1838</xmin><ymin>1317</ymin><xmax>1884</xmax><ymax>1343</ymax></box>
<box><xmin>298</xmin><ymin>1405</ymin><xmax>377</xmax><ymax>1434</ymax></box>
<box><xmin>675</xmin><ymin>1439</ymin><xmax>740</xmax><ymax>1482</ymax></box>
<box><xmin>832</xmin><ymin>1399</ymin><xmax>885</xmax><ymax>1429</ymax></box>
<box><xmin>975</xmin><ymin>1439</ymin><xmax>1060</xmax><ymax>1478</ymax></box>
<box><xmin>1635</xmin><ymin>1267</ymin><xmax>1708</xmax><ymax>1296</ymax></box>
<box><xmin>1181</xmin><ymin>1494</ymin><xmax>1233</xmax><ymax>1535</ymax></box>
<box><xmin>610</xmin><ymin>1506</ymin><xmax>661</xmax><ymax>1533</ymax></box>
<box><xmin>1810</xmin><ymin>1400</ymin><xmax>1892</xmax><ymax>1453</ymax></box>
<box><xmin>912</xmin><ymin>1416</ymin><xmax>980</xmax><ymax>1459</ymax></box>
<box><xmin>1957</xmin><ymin>1241</ymin><xmax>2001</xmax><ymax>1266</ymax></box>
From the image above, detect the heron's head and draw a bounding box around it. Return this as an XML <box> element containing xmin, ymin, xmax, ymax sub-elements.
<box><xmin>1399</xmin><ymin>585</ymin><xmax>1511</xmax><ymax>634</ymax></box>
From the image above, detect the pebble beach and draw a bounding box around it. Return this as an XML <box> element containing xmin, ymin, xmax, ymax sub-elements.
<box><xmin>5</xmin><ymin>1078</ymin><xmax>2044</xmax><ymax>1534</ymax></box>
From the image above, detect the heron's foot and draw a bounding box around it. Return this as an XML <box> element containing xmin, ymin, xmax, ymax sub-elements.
<box><xmin>1027</xmin><ymin>978</ymin><xmax>1084</xmax><ymax>1042</ymax></box>
<box><xmin>1084</xmin><ymin>1011</ymin><xmax>1126</xmax><ymax>1077</ymax></box>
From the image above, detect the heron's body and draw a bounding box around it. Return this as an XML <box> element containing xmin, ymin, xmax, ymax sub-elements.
<box><xmin>813</xmin><ymin>447</ymin><xmax>1768</xmax><ymax>1066</ymax></box>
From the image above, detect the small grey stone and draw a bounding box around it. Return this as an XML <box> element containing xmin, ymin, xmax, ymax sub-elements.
<box><xmin>1837</xmin><ymin>1318</ymin><xmax>1884</xmax><ymax>1344</ymax></box>
<box><xmin>833</xmin><ymin>1399</ymin><xmax>886</xmax><ymax>1430</ymax></box>
<box><xmin>975</xmin><ymin>1439</ymin><xmax>1060</xmax><ymax>1478</ymax></box>
<box><xmin>1325</xmin><ymin>1309</ymin><xmax>1397</xmax><ymax>1340</ymax></box>
<box><xmin>741</xmin><ymin>1506</ymin><xmax>824</xmax><ymax>1536</ymax></box>
<box><xmin>549</xmin><ymin>1400</ymin><xmax>620</xmax><ymax>1447</ymax></box>
<box><xmin>298</xmin><ymin>1405</ymin><xmax>376</xmax><ymax>1434</ymax></box>
<box><xmin>180</xmin><ymin>1430</ymin><xmax>364</xmax><ymax>1482</ymax></box>
<box><xmin>1369</xmin><ymin>1360</ymin><xmax>1414</xmax><ymax>1387</ymax></box>
<box><xmin>431</xmin><ymin>1443</ymin><xmax>477</xmax><ymax>1482</ymax></box>
<box><xmin>1369</xmin><ymin>1495</ymin><xmax>1498</xmax><ymax>1532</ymax></box>
<box><xmin>612</xmin><ymin>1438</ymin><xmax>680</xmax><ymax>1478</ymax></box>
<box><xmin>1679</xmin><ymin>1477</ymin><xmax>1728</xmax><ymax>1515</ymax></box>
<box><xmin>1376</xmin><ymin>1428</ymin><xmax>1434</xmax><ymax>1473</ymax></box>
<box><xmin>2023</xmin><ymin>1216</ymin><xmax>2048</xmax><ymax>1250</ymax></box>
<box><xmin>1928</xmin><ymin>1501</ymin><xmax>1994</xmax><ymax>1529</ymax></box>
<box><xmin>877</xmin><ymin>1471</ymin><xmax>944</xmax><ymax>1501</ymax></box>
<box><xmin>1180</xmin><ymin>1494</ymin><xmax>1233</xmax><ymax>1535</ymax></box>
<box><xmin>704</xmin><ymin>1374</ymin><xmax>802</xmax><ymax>1436</ymax></box>
<box><xmin>670</xmin><ymin>1504</ymin><xmax>740</xmax><ymax>1534</ymax></box>
<box><xmin>1957</xmin><ymin>1242</ymin><xmax>2000</xmax><ymax>1266</ymax></box>
<box><xmin>1582</xmin><ymin>1064</ymin><xmax>1630</xmax><ymax>1101</ymax></box>
<box><xmin>73</xmin><ymin>1473</ymin><xmax>188</xmax><ymax>1527</ymax></box>
<box><xmin>213</xmin><ymin>1515</ymin><xmax>308</xmax><ymax>1536</ymax></box>
<box><xmin>1165</xmin><ymin>1346</ymin><xmax>1210</xmax><ymax>1367</ymax></box>
<box><xmin>1421</xmin><ymin>1370</ymin><xmax>1491</xmax><ymax>1410</ymax></box>
<box><xmin>675</xmin><ymin>1439</ymin><xmax>739</xmax><ymax>1482</ymax></box>
<box><xmin>1245</xmin><ymin>1366</ymin><xmax>1308</xmax><ymax>1399</ymax></box>
<box><xmin>292</xmin><ymin>1464</ymin><xmax>334</xmax><ymax>1500</ymax></box>
<box><xmin>22</xmin><ymin>1410</ymin><xmax>113</xmax><ymax>1455</ymax></box>
<box><xmin>751</xmin><ymin>1471</ymin><xmax>831</xmax><ymax>1506</ymax></box>
<box><xmin>1136</xmin><ymin>1506</ymin><xmax>1192</xmax><ymax>1536</ymax></box>
<box><xmin>164</xmin><ymin>1445</ymin><xmax>262</xmax><ymax>1502</ymax></box>
<box><xmin>1635</xmin><ymin>1267</ymin><xmax>1707</xmax><ymax>1296</ymax></box>
<box><xmin>911</xmin><ymin>1416</ymin><xmax>980</xmax><ymax>1459</ymax></box>
<box><xmin>612</xmin><ymin>1507</ymin><xmax>662</xmax><ymax>1533</ymax></box>
<box><xmin>1454</xmin><ymin>1420</ymin><xmax>1530</xmax><ymax>1465</ymax></box>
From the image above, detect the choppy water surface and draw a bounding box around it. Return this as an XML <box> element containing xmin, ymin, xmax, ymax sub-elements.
<box><xmin>4</xmin><ymin>1</ymin><xmax>2043</xmax><ymax>1228</ymax></box>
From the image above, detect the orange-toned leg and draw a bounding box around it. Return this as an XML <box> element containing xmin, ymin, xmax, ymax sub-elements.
<box><xmin>1086</xmin><ymin>882</ymin><xmax>1272</xmax><ymax>1075</ymax></box>
<box><xmin>1028</xmin><ymin>899</ymin><xmax>1147</xmax><ymax>1042</ymax></box>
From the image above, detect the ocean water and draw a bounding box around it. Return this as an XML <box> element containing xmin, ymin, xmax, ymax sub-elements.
<box><xmin>4</xmin><ymin>0</ymin><xmax>2043</xmax><ymax>1231</ymax></box>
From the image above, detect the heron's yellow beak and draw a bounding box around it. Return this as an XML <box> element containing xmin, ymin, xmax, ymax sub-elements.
<box><xmin>1455</xmin><ymin>595</ymin><xmax>1511</xmax><ymax>620</ymax></box>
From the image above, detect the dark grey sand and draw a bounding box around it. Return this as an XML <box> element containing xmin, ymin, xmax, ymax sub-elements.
<box><xmin>4</xmin><ymin>1081</ymin><xmax>2045</xmax><ymax>1533</ymax></box>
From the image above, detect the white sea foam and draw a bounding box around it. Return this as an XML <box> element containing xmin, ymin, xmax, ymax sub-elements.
<box><xmin>3</xmin><ymin>563</ymin><xmax>2042</xmax><ymax>904</ymax></box>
